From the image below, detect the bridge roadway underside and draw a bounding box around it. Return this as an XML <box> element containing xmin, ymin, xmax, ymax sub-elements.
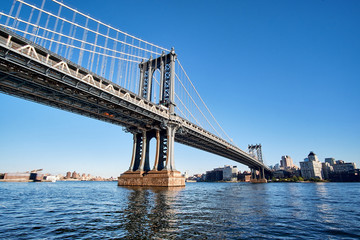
<box><xmin>0</xmin><ymin>28</ymin><xmax>269</xmax><ymax>172</ymax></box>
<box><xmin>0</xmin><ymin>63</ymin><xmax>263</xmax><ymax>169</ymax></box>
<box><xmin>0</xmin><ymin>60</ymin><xmax>161</xmax><ymax>131</ymax></box>
<box><xmin>175</xmin><ymin>133</ymin><xmax>264</xmax><ymax>169</ymax></box>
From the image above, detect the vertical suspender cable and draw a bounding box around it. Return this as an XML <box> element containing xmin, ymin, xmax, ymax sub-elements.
<box><xmin>101</xmin><ymin>27</ymin><xmax>110</xmax><ymax>77</ymax></box>
<box><xmin>117</xmin><ymin>35</ymin><xmax>126</xmax><ymax>87</ymax></box>
<box><xmin>65</xmin><ymin>11</ymin><xmax>76</xmax><ymax>59</ymax></box>
<box><xmin>129</xmin><ymin>38</ymin><xmax>135</xmax><ymax>92</ymax></box>
<box><xmin>40</xmin><ymin>12</ymin><xmax>50</xmax><ymax>47</ymax></box>
<box><xmin>23</xmin><ymin>6</ymin><xmax>35</xmax><ymax>38</ymax></box>
<box><xmin>178</xmin><ymin>59</ymin><xmax>233</xmax><ymax>142</ymax></box>
<box><xmin>49</xmin><ymin>5</ymin><xmax>61</xmax><ymax>52</ymax></box>
<box><xmin>55</xmin><ymin>18</ymin><xmax>65</xmax><ymax>55</ymax></box>
<box><xmin>89</xmin><ymin>22</ymin><xmax>100</xmax><ymax>72</ymax></box>
<box><xmin>78</xmin><ymin>17</ymin><xmax>88</xmax><ymax>67</ymax></box>
<box><xmin>68</xmin><ymin>23</ymin><xmax>77</xmax><ymax>61</ymax></box>
<box><xmin>135</xmin><ymin>40</ymin><xmax>141</xmax><ymax>93</ymax></box>
<box><xmin>124</xmin><ymin>38</ymin><xmax>130</xmax><ymax>90</ymax></box>
<box><xmin>5</xmin><ymin>0</ymin><xmax>17</xmax><ymax>26</ymax></box>
<box><xmin>13</xmin><ymin>2</ymin><xmax>22</xmax><ymax>29</ymax></box>
<box><xmin>109</xmin><ymin>31</ymin><xmax>119</xmax><ymax>82</ymax></box>
<box><xmin>31</xmin><ymin>0</ymin><xmax>45</xmax><ymax>44</ymax></box>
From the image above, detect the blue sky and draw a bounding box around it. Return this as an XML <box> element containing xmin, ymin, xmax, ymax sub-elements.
<box><xmin>1</xmin><ymin>0</ymin><xmax>359</xmax><ymax>177</ymax></box>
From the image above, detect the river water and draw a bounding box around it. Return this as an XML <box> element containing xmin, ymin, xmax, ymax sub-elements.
<box><xmin>0</xmin><ymin>181</ymin><xmax>359</xmax><ymax>239</ymax></box>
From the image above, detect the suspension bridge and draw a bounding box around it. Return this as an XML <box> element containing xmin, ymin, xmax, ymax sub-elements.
<box><xmin>0</xmin><ymin>0</ymin><xmax>269</xmax><ymax>186</ymax></box>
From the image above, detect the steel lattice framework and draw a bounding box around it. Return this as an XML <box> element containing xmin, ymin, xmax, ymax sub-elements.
<box><xmin>0</xmin><ymin>0</ymin><xmax>270</xmax><ymax>173</ymax></box>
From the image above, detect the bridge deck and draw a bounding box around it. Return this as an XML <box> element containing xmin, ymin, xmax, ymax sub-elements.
<box><xmin>0</xmin><ymin>26</ymin><xmax>269</xmax><ymax>171</ymax></box>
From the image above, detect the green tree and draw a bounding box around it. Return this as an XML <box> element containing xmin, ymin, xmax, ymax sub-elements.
<box><xmin>291</xmin><ymin>176</ymin><xmax>298</xmax><ymax>182</ymax></box>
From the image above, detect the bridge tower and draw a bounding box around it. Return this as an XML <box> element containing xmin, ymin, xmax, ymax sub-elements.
<box><xmin>138</xmin><ymin>48</ymin><xmax>176</xmax><ymax>114</ymax></box>
<box><xmin>248</xmin><ymin>144</ymin><xmax>267</xmax><ymax>183</ymax></box>
<box><xmin>118</xmin><ymin>49</ymin><xmax>185</xmax><ymax>187</ymax></box>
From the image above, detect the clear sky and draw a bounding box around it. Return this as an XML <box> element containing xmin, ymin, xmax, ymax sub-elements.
<box><xmin>1</xmin><ymin>0</ymin><xmax>359</xmax><ymax>177</ymax></box>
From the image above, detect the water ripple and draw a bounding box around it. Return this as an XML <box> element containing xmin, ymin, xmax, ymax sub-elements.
<box><xmin>0</xmin><ymin>182</ymin><xmax>360</xmax><ymax>239</ymax></box>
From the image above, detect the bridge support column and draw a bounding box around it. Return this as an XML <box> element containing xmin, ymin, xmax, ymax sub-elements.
<box><xmin>118</xmin><ymin>49</ymin><xmax>183</xmax><ymax>187</ymax></box>
<box><xmin>250</xmin><ymin>167</ymin><xmax>267</xmax><ymax>183</ymax></box>
<box><xmin>152</xmin><ymin>130</ymin><xmax>161</xmax><ymax>171</ymax></box>
<box><xmin>128</xmin><ymin>134</ymin><xmax>137</xmax><ymax>171</ymax></box>
<box><xmin>164</xmin><ymin>123</ymin><xmax>176</xmax><ymax>171</ymax></box>
<box><xmin>118</xmin><ymin>126</ymin><xmax>185</xmax><ymax>187</ymax></box>
<box><xmin>138</xmin><ymin>131</ymin><xmax>147</xmax><ymax>172</ymax></box>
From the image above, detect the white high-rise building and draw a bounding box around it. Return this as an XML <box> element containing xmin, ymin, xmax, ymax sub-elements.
<box><xmin>300</xmin><ymin>152</ymin><xmax>323</xmax><ymax>179</ymax></box>
<box><xmin>281</xmin><ymin>155</ymin><xmax>295</xmax><ymax>169</ymax></box>
<box><xmin>223</xmin><ymin>165</ymin><xmax>238</xmax><ymax>181</ymax></box>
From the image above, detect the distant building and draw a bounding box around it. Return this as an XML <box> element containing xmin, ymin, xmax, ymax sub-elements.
<box><xmin>272</xmin><ymin>170</ymin><xmax>287</xmax><ymax>179</ymax></box>
<box><xmin>185</xmin><ymin>173</ymin><xmax>203</xmax><ymax>182</ymax></box>
<box><xmin>273</xmin><ymin>168</ymin><xmax>301</xmax><ymax>179</ymax></box>
<box><xmin>308</xmin><ymin>152</ymin><xmax>318</xmax><ymax>162</ymax></box>
<box><xmin>30</xmin><ymin>172</ymin><xmax>43</xmax><ymax>181</ymax></box>
<box><xmin>333</xmin><ymin>162</ymin><xmax>356</xmax><ymax>173</ymax></box>
<box><xmin>81</xmin><ymin>173</ymin><xmax>87</xmax><ymax>180</ymax></box>
<box><xmin>43</xmin><ymin>175</ymin><xmax>57</xmax><ymax>182</ymax></box>
<box><xmin>325</xmin><ymin>158</ymin><xmax>335</xmax><ymax>166</ymax></box>
<box><xmin>300</xmin><ymin>152</ymin><xmax>323</xmax><ymax>180</ymax></box>
<box><xmin>3</xmin><ymin>170</ymin><xmax>43</xmax><ymax>182</ymax></box>
<box><xmin>274</xmin><ymin>163</ymin><xmax>281</xmax><ymax>170</ymax></box>
<box><xmin>66</xmin><ymin>172</ymin><xmax>71</xmax><ymax>179</ymax></box>
<box><xmin>205</xmin><ymin>168</ymin><xmax>223</xmax><ymax>182</ymax></box>
<box><xmin>280</xmin><ymin>155</ymin><xmax>295</xmax><ymax>169</ymax></box>
<box><xmin>56</xmin><ymin>174</ymin><xmax>64</xmax><ymax>180</ymax></box>
<box><xmin>223</xmin><ymin>165</ymin><xmax>238</xmax><ymax>181</ymax></box>
<box><xmin>3</xmin><ymin>172</ymin><xmax>30</xmax><ymax>181</ymax></box>
<box><xmin>336</xmin><ymin>160</ymin><xmax>345</xmax><ymax>164</ymax></box>
<box><xmin>322</xmin><ymin>162</ymin><xmax>333</xmax><ymax>180</ymax></box>
<box><xmin>329</xmin><ymin>169</ymin><xmax>360</xmax><ymax>182</ymax></box>
<box><xmin>71</xmin><ymin>171</ymin><xmax>77</xmax><ymax>179</ymax></box>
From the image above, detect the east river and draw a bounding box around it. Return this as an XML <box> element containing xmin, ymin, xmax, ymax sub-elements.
<box><xmin>0</xmin><ymin>182</ymin><xmax>359</xmax><ymax>239</ymax></box>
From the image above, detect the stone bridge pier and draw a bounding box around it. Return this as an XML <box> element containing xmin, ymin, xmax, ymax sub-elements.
<box><xmin>250</xmin><ymin>167</ymin><xmax>267</xmax><ymax>183</ymax></box>
<box><xmin>118</xmin><ymin>123</ymin><xmax>185</xmax><ymax>187</ymax></box>
<box><xmin>118</xmin><ymin>49</ymin><xmax>184</xmax><ymax>187</ymax></box>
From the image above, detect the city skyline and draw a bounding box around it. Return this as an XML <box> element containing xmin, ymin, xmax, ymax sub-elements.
<box><xmin>1</xmin><ymin>0</ymin><xmax>359</xmax><ymax>177</ymax></box>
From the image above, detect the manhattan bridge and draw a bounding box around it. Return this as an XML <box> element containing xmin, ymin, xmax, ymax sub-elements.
<box><xmin>0</xmin><ymin>0</ymin><xmax>270</xmax><ymax>186</ymax></box>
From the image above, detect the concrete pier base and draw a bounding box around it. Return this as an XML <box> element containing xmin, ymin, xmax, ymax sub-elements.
<box><xmin>118</xmin><ymin>170</ymin><xmax>185</xmax><ymax>187</ymax></box>
<box><xmin>250</xmin><ymin>178</ymin><xmax>268</xmax><ymax>183</ymax></box>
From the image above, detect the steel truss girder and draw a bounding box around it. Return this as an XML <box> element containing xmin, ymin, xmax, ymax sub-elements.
<box><xmin>0</xmin><ymin>74</ymin><xmax>138</xmax><ymax>126</ymax></box>
<box><xmin>175</xmin><ymin>128</ymin><xmax>262</xmax><ymax>169</ymax></box>
<box><xmin>0</xmin><ymin>84</ymin><xmax>130</xmax><ymax>128</ymax></box>
<box><xmin>0</xmin><ymin>34</ymin><xmax>167</xmax><ymax>126</ymax></box>
<box><xmin>0</xmin><ymin>52</ymin><xmax>163</xmax><ymax>129</ymax></box>
<box><xmin>0</xmin><ymin>72</ymin><xmax>147</xmax><ymax>128</ymax></box>
<box><xmin>0</xmin><ymin>27</ymin><xmax>270</xmax><ymax>172</ymax></box>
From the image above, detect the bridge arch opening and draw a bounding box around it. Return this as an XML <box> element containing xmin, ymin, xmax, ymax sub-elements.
<box><xmin>142</xmin><ymin>130</ymin><xmax>161</xmax><ymax>172</ymax></box>
<box><xmin>151</xmin><ymin>69</ymin><xmax>161</xmax><ymax>104</ymax></box>
<box><xmin>148</xmin><ymin>137</ymin><xmax>157</xmax><ymax>171</ymax></box>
